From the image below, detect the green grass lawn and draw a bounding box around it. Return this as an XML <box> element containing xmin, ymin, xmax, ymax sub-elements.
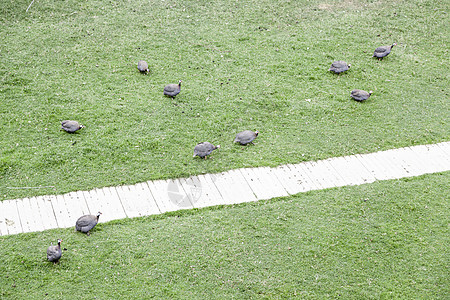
<box><xmin>0</xmin><ymin>173</ymin><xmax>448</xmax><ymax>299</ymax></box>
<box><xmin>1</xmin><ymin>0</ymin><xmax>449</xmax><ymax>200</ymax></box>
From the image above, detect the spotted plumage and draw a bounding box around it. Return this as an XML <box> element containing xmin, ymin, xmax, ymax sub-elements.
<box><xmin>373</xmin><ymin>43</ymin><xmax>397</xmax><ymax>60</ymax></box>
<box><xmin>193</xmin><ymin>142</ymin><xmax>220</xmax><ymax>159</ymax></box>
<box><xmin>75</xmin><ymin>212</ymin><xmax>102</xmax><ymax>235</ymax></box>
<box><xmin>61</xmin><ymin>120</ymin><xmax>84</xmax><ymax>133</ymax></box>
<box><xmin>329</xmin><ymin>61</ymin><xmax>351</xmax><ymax>74</ymax></box>
<box><xmin>164</xmin><ymin>80</ymin><xmax>182</xmax><ymax>97</ymax></box>
<box><xmin>47</xmin><ymin>239</ymin><xmax>62</xmax><ymax>263</ymax></box>
<box><xmin>234</xmin><ymin>130</ymin><xmax>259</xmax><ymax>145</ymax></box>
<box><xmin>137</xmin><ymin>60</ymin><xmax>149</xmax><ymax>73</ymax></box>
<box><xmin>351</xmin><ymin>89</ymin><xmax>373</xmax><ymax>102</ymax></box>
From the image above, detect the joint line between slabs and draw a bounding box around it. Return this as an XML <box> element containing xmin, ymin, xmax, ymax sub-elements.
<box><xmin>237</xmin><ymin>169</ymin><xmax>259</xmax><ymax>200</ymax></box>
<box><xmin>144</xmin><ymin>181</ymin><xmax>163</xmax><ymax>215</ymax></box>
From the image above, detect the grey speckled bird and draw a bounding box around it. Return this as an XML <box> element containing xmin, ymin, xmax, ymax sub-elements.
<box><xmin>47</xmin><ymin>239</ymin><xmax>62</xmax><ymax>264</ymax></box>
<box><xmin>75</xmin><ymin>212</ymin><xmax>102</xmax><ymax>235</ymax></box>
<box><xmin>61</xmin><ymin>120</ymin><xmax>84</xmax><ymax>133</ymax></box>
<box><xmin>137</xmin><ymin>60</ymin><xmax>149</xmax><ymax>73</ymax></box>
<box><xmin>351</xmin><ymin>89</ymin><xmax>373</xmax><ymax>102</ymax></box>
<box><xmin>234</xmin><ymin>130</ymin><xmax>259</xmax><ymax>145</ymax></box>
<box><xmin>164</xmin><ymin>80</ymin><xmax>182</xmax><ymax>97</ymax></box>
<box><xmin>373</xmin><ymin>43</ymin><xmax>397</xmax><ymax>60</ymax></box>
<box><xmin>193</xmin><ymin>142</ymin><xmax>220</xmax><ymax>159</ymax></box>
<box><xmin>329</xmin><ymin>61</ymin><xmax>351</xmax><ymax>74</ymax></box>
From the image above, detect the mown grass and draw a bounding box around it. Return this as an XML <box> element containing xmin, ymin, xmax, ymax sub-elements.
<box><xmin>0</xmin><ymin>173</ymin><xmax>448</xmax><ymax>299</ymax></box>
<box><xmin>0</xmin><ymin>0</ymin><xmax>448</xmax><ymax>199</ymax></box>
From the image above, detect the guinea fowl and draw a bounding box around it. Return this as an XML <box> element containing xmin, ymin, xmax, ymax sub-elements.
<box><xmin>234</xmin><ymin>130</ymin><xmax>259</xmax><ymax>145</ymax></box>
<box><xmin>329</xmin><ymin>61</ymin><xmax>351</xmax><ymax>74</ymax></box>
<box><xmin>164</xmin><ymin>80</ymin><xmax>182</xmax><ymax>98</ymax></box>
<box><xmin>193</xmin><ymin>142</ymin><xmax>220</xmax><ymax>159</ymax></box>
<box><xmin>373</xmin><ymin>43</ymin><xmax>397</xmax><ymax>60</ymax></box>
<box><xmin>61</xmin><ymin>120</ymin><xmax>84</xmax><ymax>133</ymax></box>
<box><xmin>351</xmin><ymin>89</ymin><xmax>373</xmax><ymax>102</ymax></box>
<box><xmin>47</xmin><ymin>239</ymin><xmax>62</xmax><ymax>263</ymax></box>
<box><xmin>75</xmin><ymin>212</ymin><xmax>102</xmax><ymax>235</ymax></box>
<box><xmin>137</xmin><ymin>60</ymin><xmax>149</xmax><ymax>73</ymax></box>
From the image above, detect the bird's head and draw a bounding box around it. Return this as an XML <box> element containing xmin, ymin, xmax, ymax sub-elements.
<box><xmin>348</xmin><ymin>63</ymin><xmax>351</xmax><ymax>68</ymax></box>
<box><xmin>97</xmin><ymin>212</ymin><xmax>102</xmax><ymax>218</ymax></box>
<box><xmin>178</xmin><ymin>80</ymin><xmax>182</xmax><ymax>85</ymax></box>
<box><xmin>369</xmin><ymin>90</ymin><xmax>374</xmax><ymax>95</ymax></box>
<box><xmin>57</xmin><ymin>239</ymin><xmax>63</xmax><ymax>245</ymax></box>
<box><xmin>255</xmin><ymin>131</ymin><xmax>260</xmax><ymax>136</ymax></box>
<box><xmin>392</xmin><ymin>43</ymin><xmax>397</xmax><ymax>47</ymax></box>
<box><xmin>215</xmin><ymin>145</ymin><xmax>221</xmax><ymax>149</ymax></box>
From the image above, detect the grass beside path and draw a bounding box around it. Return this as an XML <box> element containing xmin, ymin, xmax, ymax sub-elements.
<box><xmin>1</xmin><ymin>0</ymin><xmax>449</xmax><ymax>199</ymax></box>
<box><xmin>0</xmin><ymin>172</ymin><xmax>448</xmax><ymax>299</ymax></box>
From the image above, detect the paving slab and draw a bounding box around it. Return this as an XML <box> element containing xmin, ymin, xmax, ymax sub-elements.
<box><xmin>97</xmin><ymin>187</ymin><xmax>127</xmax><ymax>222</ymax></box>
<box><xmin>289</xmin><ymin>163</ymin><xmax>321</xmax><ymax>191</ymax></box>
<box><xmin>193</xmin><ymin>174</ymin><xmax>226</xmax><ymax>208</ymax></box>
<box><xmin>0</xmin><ymin>202</ymin><xmax>7</xmax><ymax>235</ymax></box>
<box><xmin>3</xmin><ymin>200</ymin><xmax>22</xmax><ymax>235</ymax></box>
<box><xmin>297</xmin><ymin>161</ymin><xmax>330</xmax><ymax>190</ymax></box>
<box><xmin>212</xmin><ymin>169</ymin><xmax>257</xmax><ymax>204</ymax></box>
<box><xmin>372</xmin><ymin>150</ymin><xmax>411</xmax><ymax>179</ymax></box>
<box><xmin>270</xmin><ymin>164</ymin><xmax>304</xmax><ymax>195</ymax></box>
<box><xmin>410</xmin><ymin>144</ymin><xmax>450</xmax><ymax>173</ymax></box>
<box><xmin>51</xmin><ymin>194</ymin><xmax>72</xmax><ymax>228</ymax></box>
<box><xmin>28</xmin><ymin>197</ymin><xmax>45</xmax><ymax>232</ymax></box>
<box><xmin>327</xmin><ymin>156</ymin><xmax>376</xmax><ymax>185</ymax></box>
<box><xmin>15</xmin><ymin>198</ymin><xmax>35</xmax><ymax>233</ymax></box>
<box><xmin>355</xmin><ymin>153</ymin><xmax>395</xmax><ymax>180</ymax></box>
<box><xmin>35</xmin><ymin>196</ymin><xmax>58</xmax><ymax>230</ymax></box>
<box><xmin>148</xmin><ymin>179</ymin><xmax>193</xmax><ymax>213</ymax></box>
<box><xmin>63</xmin><ymin>191</ymin><xmax>91</xmax><ymax>225</ymax></box>
<box><xmin>81</xmin><ymin>190</ymin><xmax>104</xmax><ymax>220</ymax></box>
<box><xmin>116</xmin><ymin>183</ymin><xmax>160</xmax><ymax>218</ymax></box>
<box><xmin>239</xmin><ymin>167</ymin><xmax>288</xmax><ymax>200</ymax></box>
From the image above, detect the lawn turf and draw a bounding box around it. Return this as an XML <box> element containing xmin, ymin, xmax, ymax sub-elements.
<box><xmin>0</xmin><ymin>172</ymin><xmax>448</xmax><ymax>299</ymax></box>
<box><xmin>1</xmin><ymin>0</ymin><xmax>449</xmax><ymax>199</ymax></box>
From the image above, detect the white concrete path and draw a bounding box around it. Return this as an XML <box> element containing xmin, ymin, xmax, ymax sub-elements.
<box><xmin>1</xmin><ymin>142</ymin><xmax>449</xmax><ymax>236</ymax></box>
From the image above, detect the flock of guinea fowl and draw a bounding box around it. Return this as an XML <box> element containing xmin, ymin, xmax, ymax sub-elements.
<box><xmin>48</xmin><ymin>42</ymin><xmax>397</xmax><ymax>263</ymax></box>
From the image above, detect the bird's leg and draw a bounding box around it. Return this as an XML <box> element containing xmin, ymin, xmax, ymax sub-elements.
<box><xmin>87</xmin><ymin>231</ymin><xmax>91</xmax><ymax>236</ymax></box>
